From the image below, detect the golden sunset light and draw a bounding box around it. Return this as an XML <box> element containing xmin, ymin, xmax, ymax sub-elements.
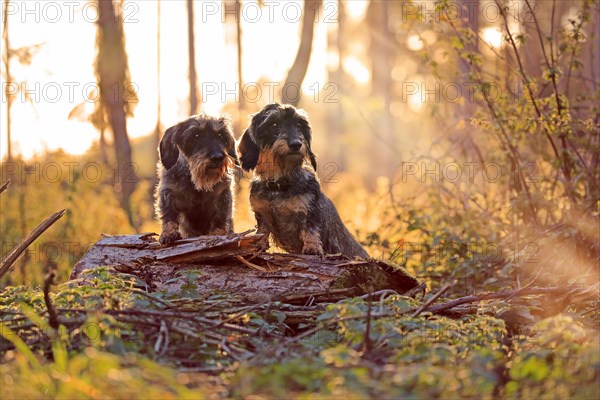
<box><xmin>1</xmin><ymin>1</ymin><xmax>333</xmax><ymax>158</ymax></box>
<box><xmin>1</xmin><ymin>1</ymin><xmax>598</xmax><ymax>398</ymax></box>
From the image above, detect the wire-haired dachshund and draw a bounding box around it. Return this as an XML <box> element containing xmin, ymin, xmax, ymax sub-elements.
<box><xmin>155</xmin><ymin>114</ymin><xmax>239</xmax><ymax>245</ymax></box>
<box><xmin>238</xmin><ymin>103</ymin><xmax>369</xmax><ymax>258</ymax></box>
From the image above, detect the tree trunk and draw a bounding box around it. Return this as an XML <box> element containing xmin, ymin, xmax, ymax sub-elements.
<box><xmin>98</xmin><ymin>125</ymin><xmax>109</xmax><ymax>165</ymax></box>
<box><xmin>70</xmin><ymin>233</ymin><xmax>419</xmax><ymax>303</ymax></box>
<box><xmin>367</xmin><ymin>0</ymin><xmax>395</xmax><ymax>180</ymax></box>
<box><xmin>282</xmin><ymin>0</ymin><xmax>323</xmax><ymax>106</ymax></box>
<box><xmin>454</xmin><ymin>0</ymin><xmax>484</xmax><ymax>163</ymax></box>
<box><xmin>326</xmin><ymin>0</ymin><xmax>346</xmax><ymax>171</ymax></box>
<box><xmin>150</xmin><ymin>0</ymin><xmax>162</xmax><ymax>204</ymax></box>
<box><xmin>2</xmin><ymin>0</ymin><xmax>13</xmax><ymax>162</ymax></box>
<box><xmin>155</xmin><ymin>0</ymin><xmax>162</xmax><ymax>155</ymax></box>
<box><xmin>96</xmin><ymin>0</ymin><xmax>138</xmax><ymax>229</ymax></box>
<box><xmin>236</xmin><ymin>0</ymin><xmax>244</xmax><ymax>125</ymax></box>
<box><xmin>187</xmin><ymin>0</ymin><xmax>198</xmax><ymax>115</ymax></box>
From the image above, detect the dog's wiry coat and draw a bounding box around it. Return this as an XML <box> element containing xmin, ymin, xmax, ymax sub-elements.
<box><xmin>238</xmin><ymin>103</ymin><xmax>369</xmax><ymax>258</ymax></box>
<box><xmin>155</xmin><ymin>114</ymin><xmax>238</xmax><ymax>244</ymax></box>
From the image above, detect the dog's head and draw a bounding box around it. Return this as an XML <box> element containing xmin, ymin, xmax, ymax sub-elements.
<box><xmin>237</xmin><ymin>103</ymin><xmax>317</xmax><ymax>178</ymax></box>
<box><xmin>159</xmin><ymin>114</ymin><xmax>239</xmax><ymax>191</ymax></box>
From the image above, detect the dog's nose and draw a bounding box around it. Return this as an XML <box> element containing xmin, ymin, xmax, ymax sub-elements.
<box><xmin>209</xmin><ymin>152</ymin><xmax>225</xmax><ymax>163</ymax></box>
<box><xmin>288</xmin><ymin>141</ymin><xmax>302</xmax><ymax>151</ymax></box>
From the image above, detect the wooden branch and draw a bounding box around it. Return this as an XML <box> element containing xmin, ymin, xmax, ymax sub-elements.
<box><xmin>0</xmin><ymin>209</ymin><xmax>66</xmax><ymax>280</ymax></box>
<box><xmin>411</xmin><ymin>284</ymin><xmax>451</xmax><ymax>317</ymax></box>
<box><xmin>43</xmin><ymin>272</ymin><xmax>59</xmax><ymax>329</ymax></box>
<box><xmin>404</xmin><ymin>282</ymin><xmax>427</xmax><ymax>298</ymax></box>
<box><xmin>362</xmin><ymin>288</ymin><xmax>373</xmax><ymax>353</ymax></box>
<box><xmin>428</xmin><ymin>286</ymin><xmax>594</xmax><ymax>314</ymax></box>
<box><xmin>0</xmin><ymin>180</ymin><xmax>9</xmax><ymax>195</ymax></box>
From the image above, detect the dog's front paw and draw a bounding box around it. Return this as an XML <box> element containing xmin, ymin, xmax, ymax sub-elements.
<box><xmin>302</xmin><ymin>243</ymin><xmax>324</xmax><ymax>256</ymax></box>
<box><xmin>159</xmin><ymin>223</ymin><xmax>182</xmax><ymax>245</ymax></box>
<box><xmin>208</xmin><ymin>227</ymin><xmax>228</xmax><ymax>236</ymax></box>
<box><xmin>256</xmin><ymin>235</ymin><xmax>270</xmax><ymax>252</ymax></box>
<box><xmin>300</xmin><ymin>229</ymin><xmax>324</xmax><ymax>256</ymax></box>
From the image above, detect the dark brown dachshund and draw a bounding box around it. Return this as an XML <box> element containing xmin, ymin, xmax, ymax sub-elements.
<box><xmin>155</xmin><ymin>114</ymin><xmax>239</xmax><ymax>245</ymax></box>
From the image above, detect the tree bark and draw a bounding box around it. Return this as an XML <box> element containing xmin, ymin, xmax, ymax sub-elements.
<box><xmin>155</xmin><ymin>0</ymin><xmax>162</xmax><ymax>153</ymax></box>
<box><xmin>326</xmin><ymin>0</ymin><xmax>346</xmax><ymax>171</ymax></box>
<box><xmin>367</xmin><ymin>0</ymin><xmax>395</xmax><ymax>180</ymax></box>
<box><xmin>96</xmin><ymin>0</ymin><xmax>138</xmax><ymax>228</ymax></box>
<box><xmin>236</xmin><ymin>0</ymin><xmax>244</xmax><ymax>116</ymax></box>
<box><xmin>187</xmin><ymin>0</ymin><xmax>198</xmax><ymax>115</ymax></box>
<box><xmin>3</xmin><ymin>0</ymin><xmax>13</xmax><ymax>162</ymax></box>
<box><xmin>282</xmin><ymin>0</ymin><xmax>323</xmax><ymax>106</ymax></box>
<box><xmin>70</xmin><ymin>233</ymin><xmax>419</xmax><ymax>303</ymax></box>
<box><xmin>150</xmin><ymin>0</ymin><xmax>162</xmax><ymax>206</ymax></box>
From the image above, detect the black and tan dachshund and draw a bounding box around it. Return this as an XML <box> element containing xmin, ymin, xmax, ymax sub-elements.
<box><xmin>238</xmin><ymin>103</ymin><xmax>368</xmax><ymax>258</ymax></box>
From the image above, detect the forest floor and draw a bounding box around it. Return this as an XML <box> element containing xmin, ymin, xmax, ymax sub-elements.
<box><xmin>1</xmin><ymin>232</ymin><xmax>599</xmax><ymax>399</ymax></box>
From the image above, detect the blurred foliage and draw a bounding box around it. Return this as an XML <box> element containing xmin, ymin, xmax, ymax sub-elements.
<box><xmin>364</xmin><ymin>0</ymin><xmax>600</xmax><ymax>295</ymax></box>
<box><xmin>0</xmin><ymin>152</ymin><xmax>143</xmax><ymax>287</ymax></box>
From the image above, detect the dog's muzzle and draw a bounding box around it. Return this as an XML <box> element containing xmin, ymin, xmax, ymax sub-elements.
<box><xmin>288</xmin><ymin>140</ymin><xmax>302</xmax><ymax>152</ymax></box>
<box><xmin>208</xmin><ymin>152</ymin><xmax>226</xmax><ymax>167</ymax></box>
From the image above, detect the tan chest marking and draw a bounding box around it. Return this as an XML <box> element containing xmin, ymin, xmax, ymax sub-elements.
<box><xmin>251</xmin><ymin>193</ymin><xmax>312</xmax><ymax>216</ymax></box>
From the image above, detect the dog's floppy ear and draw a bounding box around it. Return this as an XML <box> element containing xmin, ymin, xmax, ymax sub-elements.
<box><xmin>238</xmin><ymin>104</ymin><xmax>280</xmax><ymax>171</ymax></box>
<box><xmin>159</xmin><ymin>123</ymin><xmax>183</xmax><ymax>169</ymax></box>
<box><xmin>295</xmin><ymin>108</ymin><xmax>318</xmax><ymax>171</ymax></box>
<box><xmin>305</xmin><ymin>131</ymin><xmax>318</xmax><ymax>171</ymax></box>
<box><xmin>307</xmin><ymin>148</ymin><xmax>318</xmax><ymax>171</ymax></box>
<box><xmin>229</xmin><ymin>147</ymin><xmax>241</xmax><ymax>168</ymax></box>
<box><xmin>218</xmin><ymin>115</ymin><xmax>240</xmax><ymax>168</ymax></box>
<box><xmin>237</xmin><ymin>128</ymin><xmax>259</xmax><ymax>171</ymax></box>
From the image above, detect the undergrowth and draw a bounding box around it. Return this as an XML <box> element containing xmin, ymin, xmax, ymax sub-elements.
<box><xmin>1</xmin><ymin>269</ymin><xmax>598</xmax><ymax>399</ymax></box>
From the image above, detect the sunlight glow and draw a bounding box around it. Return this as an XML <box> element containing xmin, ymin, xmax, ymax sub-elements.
<box><xmin>345</xmin><ymin>0</ymin><xmax>369</xmax><ymax>21</ymax></box>
<box><xmin>326</xmin><ymin>51</ymin><xmax>340</xmax><ymax>70</ymax></box>
<box><xmin>407</xmin><ymin>35</ymin><xmax>424</xmax><ymax>51</ymax></box>
<box><xmin>0</xmin><ymin>1</ymin><xmax>331</xmax><ymax>160</ymax></box>
<box><xmin>342</xmin><ymin>56</ymin><xmax>370</xmax><ymax>85</ymax></box>
<box><xmin>421</xmin><ymin>30</ymin><xmax>437</xmax><ymax>45</ymax></box>
<box><xmin>404</xmin><ymin>74</ymin><xmax>426</xmax><ymax>113</ymax></box>
<box><xmin>482</xmin><ymin>27</ymin><xmax>503</xmax><ymax>49</ymax></box>
<box><xmin>408</xmin><ymin>94</ymin><xmax>424</xmax><ymax>112</ymax></box>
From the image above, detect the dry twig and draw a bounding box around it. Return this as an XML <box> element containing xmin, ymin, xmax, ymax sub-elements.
<box><xmin>0</xmin><ymin>209</ymin><xmax>66</xmax><ymax>280</ymax></box>
<box><xmin>428</xmin><ymin>286</ymin><xmax>592</xmax><ymax>314</ymax></box>
<box><xmin>43</xmin><ymin>272</ymin><xmax>60</xmax><ymax>329</ymax></box>
<box><xmin>0</xmin><ymin>180</ymin><xmax>9</xmax><ymax>195</ymax></box>
<box><xmin>235</xmin><ymin>255</ymin><xmax>267</xmax><ymax>272</ymax></box>
<box><xmin>411</xmin><ymin>284</ymin><xmax>451</xmax><ymax>318</ymax></box>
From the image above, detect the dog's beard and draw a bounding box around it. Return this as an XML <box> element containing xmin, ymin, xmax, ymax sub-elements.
<box><xmin>187</xmin><ymin>153</ymin><xmax>233</xmax><ymax>192</ymax></box>
<box><xmin>256</xmin><ymin>139</ymin><xmax>309</xmax><ymax>180</ymax></box>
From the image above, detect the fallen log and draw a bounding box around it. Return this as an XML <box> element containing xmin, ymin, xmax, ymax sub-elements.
<box><xmin>70</xmin><ymin>232</ymin><xmax>419</xmax><ymax>302</ymax></box>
